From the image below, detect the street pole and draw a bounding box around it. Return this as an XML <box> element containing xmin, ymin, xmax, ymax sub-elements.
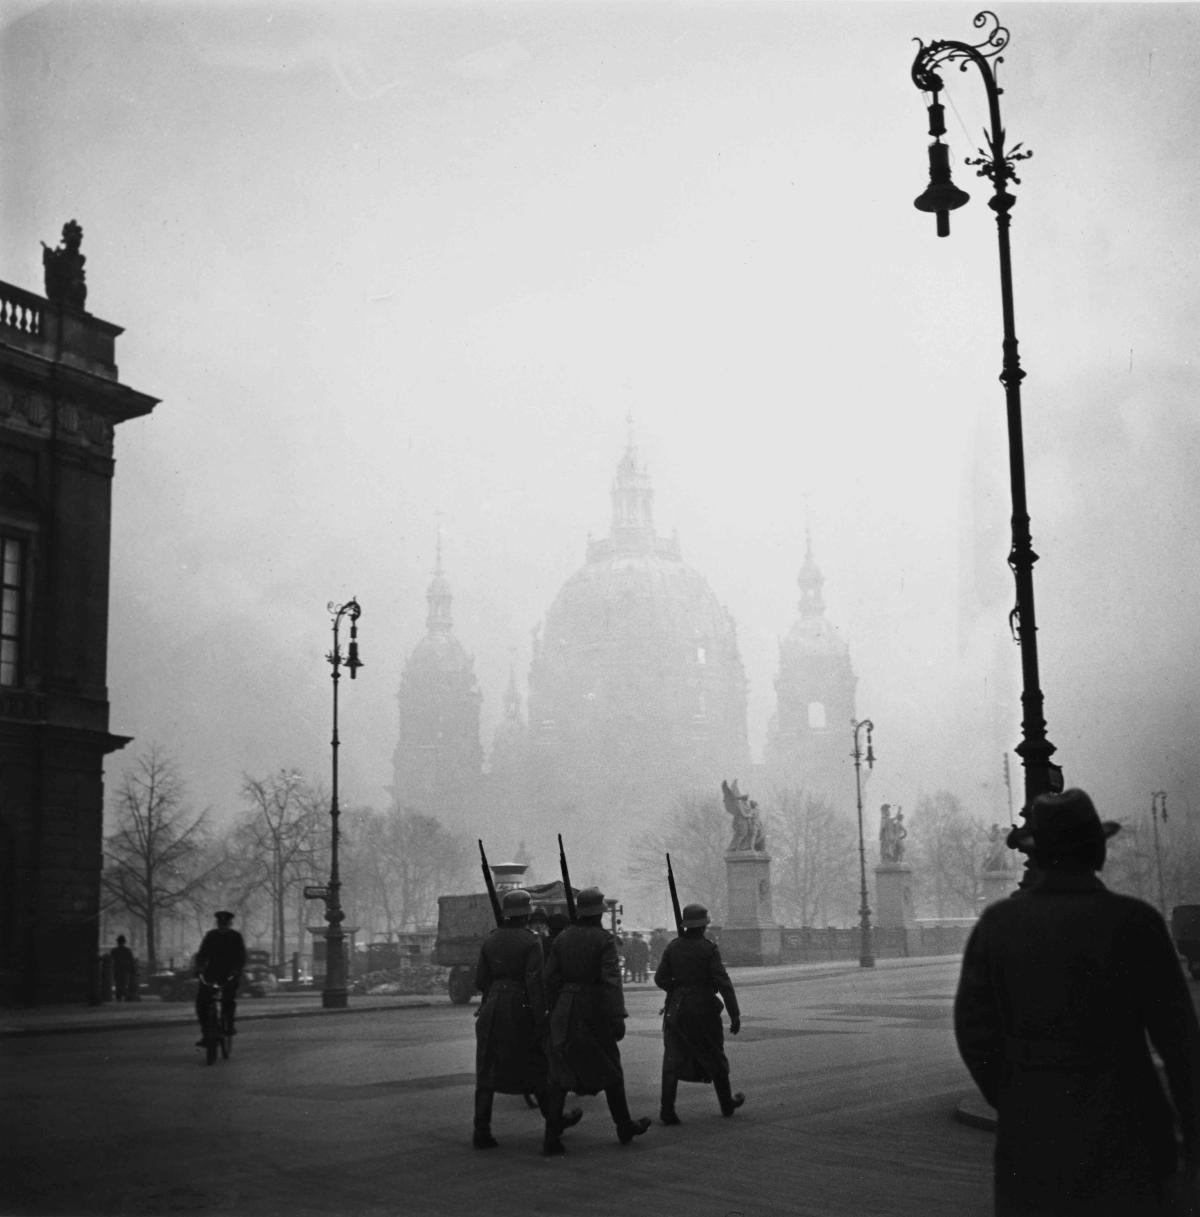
<box><xmin>911</xmin><ymin>11</ymin><xmax>1062</xmax><ymax>821</ymax></box>
<box><xmin>322</xmin><ymin>598</ymin><xmax>362</xmax><ymax>1009</ymax></box>
<box><xmin>852</xmin><ymin>718</ymin><xmax>876</xmax><ymax>968</ymax></box>
<box><xmin>1151</xmin><ymin>791</ymin><xmax>1168</xmax><ymax>917</ymax></box>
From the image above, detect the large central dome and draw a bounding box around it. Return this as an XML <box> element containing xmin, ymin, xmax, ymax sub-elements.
<box><xmin>526</xmin><ymin>439</ymin><xmax>749</xmax><ymax>859</ymax></box>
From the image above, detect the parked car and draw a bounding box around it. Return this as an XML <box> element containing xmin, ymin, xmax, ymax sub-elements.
<box><xmin>149</xmin><ymin>962</ymin><xmax>278</xmax><ymax>1002</ymax></box>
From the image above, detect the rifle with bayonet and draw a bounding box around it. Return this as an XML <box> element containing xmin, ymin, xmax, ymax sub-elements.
<box><xmin>666</xmin><ymin>852</ymin><xmax>683</xmax><ymax>936</ymax></box>
<box><xmin>478</xmin><ymin>839</ymin><xmax>502</xmax><ymax>927</ymax></box>
<box><xmin>557</xmin><ymin>833</ymin><xmax>578</xmax><ymax>924</ymax></box>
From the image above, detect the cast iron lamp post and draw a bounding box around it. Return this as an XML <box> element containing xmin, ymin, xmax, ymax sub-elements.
<box><xmin>851</xmin><ymin>717</ymin><xmax>876</xmax><ymax>969</ymax></box>
<box><xmin>321</xmin><ymin>597</ymin><xmax>362</xmax><ymax>1009</ymax></box>
<box><xmin>1151</xmin><ymin>791</ymin><xmax>1168</xmax><ymax>916</ymax></box>
<box><xmin>911</xmin><ymin>11</ymin><xmax>1062</xmax><ymax>820</ymax></box>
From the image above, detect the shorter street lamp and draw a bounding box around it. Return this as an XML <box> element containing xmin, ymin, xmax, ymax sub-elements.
<box><xmin>320</xmin><ymin>598</ymin><xmax>362</xmax><ymax>1009</ymax></box>
<box><xmin>1151</xmin><ymin>791</ymin><xmax>1168</xmax><ymax>917</ymax></box>
<box><xmin>851</xmin><ymin>718</ymin><xmax>876</xmax><ymax>969</ymax></box>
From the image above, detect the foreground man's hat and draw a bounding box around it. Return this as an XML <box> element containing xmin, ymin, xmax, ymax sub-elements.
<box><xmin>681</xmin><ymin>903</ymin><xmax>711</xmax><ymax>928</ymax></box>
<box><xmin>576</xmin><ymin>887</ymin><xmax>606</xmax><ymax>915</ymax></box>
<box><xmin>215</xmin><ymin>910</ymin><xmax>235</xmax><ymax>922</ymax></box>
<box><xmin>501</xmin><ymin>888</ymin><xmax>532</xmax><ymax>914</ymax></box>
<box><xmin>1008</xmin><ymin>788</ymin><xmax>1121</xmax><ymax>853</ymax></box>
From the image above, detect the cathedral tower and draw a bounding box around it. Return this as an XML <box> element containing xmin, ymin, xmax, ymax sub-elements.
<box><xmin>391</xmin><ymin>540</ymin><xmax>483</xmax><ymax>826</ymax></box>
<box><xmin>764</xmin><ymin>533</ymin><xmax>857</xmax><ymax>807</ymax></box>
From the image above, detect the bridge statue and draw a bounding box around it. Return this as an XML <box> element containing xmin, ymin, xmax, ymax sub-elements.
<box><xmin>722</xmin><ymin>779</ymin><xmax>766</xmax><ymax>853</ymax></box>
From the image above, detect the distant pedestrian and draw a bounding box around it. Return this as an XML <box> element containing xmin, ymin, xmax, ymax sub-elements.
<box><xmin>473</xmin><ymin>888</ymin><xmax>582</xmax><ymax>1152</ymax></box>
<box><xmin>654</xmin><ymin>903</ymin><xmax>744</xmax><ymax>1123</ymax></box>
<box><xmin>956</xmin><ymin>788</ymin><xmax>1200</xmax><ymax>1216</ymax></box>
<box><xmin>110</xmin><ymin>935</ymin><xmax>136</xmax><ymax>1001</ymax></box>
<box><xmin>543</xmin><ymin>887</ymin><xmax>652</xmax><ymax>1153</ymax></box>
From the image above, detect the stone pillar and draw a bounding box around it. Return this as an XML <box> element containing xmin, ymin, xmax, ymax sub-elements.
<box><xmin>874</xmin><ymin>863</ymin><xmax>917</xmax><ymax>955</ymax></box>
<box><xmin>980</xmin><ymin>868</ymin><xmax>1019</xmax><ymax>909</ymax></box>
<box><xmin>720</xmin><ymin>851</ymin><xmax>781</xmax><ymax>966</ymax></box>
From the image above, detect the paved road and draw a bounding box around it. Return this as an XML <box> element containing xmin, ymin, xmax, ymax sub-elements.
<box><xmin>2</xmin><ymin>957</ymin><xmax>993</xmax><ymax>1217</ymax></box>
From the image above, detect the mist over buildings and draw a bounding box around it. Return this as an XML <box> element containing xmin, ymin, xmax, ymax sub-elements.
<box><xmin>3</xmin><ymin>2</ymin><xmax>1197</xmax><ymax>894</ymax></box>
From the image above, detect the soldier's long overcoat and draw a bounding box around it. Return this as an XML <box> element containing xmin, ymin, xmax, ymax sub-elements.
<box><xmin>544</xmin><ymin>922</ymin><xmax>627</xmax><ymax>1095</ymax></box>
<box><xmin>955</xmin><ymin>870</ymin><xmax>1200</xmax><ymax>1216</ymax></box>
<box><xmin>474</xmin><ymin>924</ymin><xmax>548</xmax><ymax>1095</ymax></box>
<box><xmin>654</xmin><ymin>933</ymin><xmax>740</xmax><ymax>1083</ymax></box>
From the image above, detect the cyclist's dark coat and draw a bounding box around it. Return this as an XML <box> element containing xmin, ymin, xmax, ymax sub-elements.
<box><xmin>474</xmin><ymin>924</ymin><xmax>548</xmax><ymax>1094</ymax></box>
<box><xmin>195</xmin><ymin>928</ymin><xmax>247</xmax><ymax>983</ymax></box>
<box><xmin>543</xmin><ymin>922</ymin><xmax>627</xmax><ymax>1095</ymax></box>
<box><xmin>654</xmin><ymin>933</ymin><xmax>740</xmax><ymax>1083</ymax></box>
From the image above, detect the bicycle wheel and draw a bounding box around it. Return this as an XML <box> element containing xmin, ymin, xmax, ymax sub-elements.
<box><xmin>204</xmin><ymin>1002</ymin><xmax>219</xmax><ymax>1066</ymax></box>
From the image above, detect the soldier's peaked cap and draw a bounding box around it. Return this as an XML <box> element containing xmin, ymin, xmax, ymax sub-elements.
<box><xmin>215</xmin><ymin>910</ymin><xmax>235</xmax><ymax>921</ymax></box>
<box><xmin>576</xmin><ymin>887</ymin><xmax>606</xmax><ymax>915</ymax></box>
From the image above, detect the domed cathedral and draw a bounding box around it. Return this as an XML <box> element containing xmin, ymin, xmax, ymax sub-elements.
<box><xmin>515</xmin><ymin>434</ymin><xmax>750</xmax><ymax>881</ymax></box>
<box><xmin>763</xmin><ymin>532</ymin><xmax>857</xmax><ymax>806</ymax></box>
<box><xmin>390</xmin><ymin>540</ymin><xmax>483</xmax><ymax>828</ymax></box>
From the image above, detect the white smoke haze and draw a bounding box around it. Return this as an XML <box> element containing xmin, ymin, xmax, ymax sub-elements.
<box><xmin>4</xmin><ymin>2</ymin><xmax>1197</xmax><ymax>895</ymax></box>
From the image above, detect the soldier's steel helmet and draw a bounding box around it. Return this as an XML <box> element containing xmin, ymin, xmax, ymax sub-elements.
<box><xmin>681</xmin><ymin>903</ymin><xmax>711</xmax><ymax>928</ymax></box>
<box><xmin>501</xmin><ymin>888</ymin><xmax>532</xmax><ymax>914</ymax></box>
<box><xmin>576</xmin><ymin>887</ymin><xmax>606</xmax><ymax>916</ymax></box>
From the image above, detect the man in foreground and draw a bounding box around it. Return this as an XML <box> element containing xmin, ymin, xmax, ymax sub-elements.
<box><xmin>955</xmin><ymin>788</ymin><xmax>1200</xmax><ymax>1216</ymax></box>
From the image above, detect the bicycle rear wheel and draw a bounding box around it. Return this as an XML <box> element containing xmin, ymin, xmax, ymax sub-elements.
<box><xmin>203</xmin><ymin>1001</ymin><xmax>219</xmax><ymax>1065</ymax></box>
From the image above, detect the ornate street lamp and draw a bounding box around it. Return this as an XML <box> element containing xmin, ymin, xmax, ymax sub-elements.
<box><xmin>1151</xmin><ymin>791</ymin><xmax>1168</xmax><ymax>917</ymax></box>
<box><xmin>851</xmin><ymin>717</ymin><xmax>876</xmax><ymax>969</ymax></box>
<box><xmin>911</xmin><ymin>12</ymin><xmax>1063</xmax><ymax>822</ymax></box>
<box><xmin>321</xmin><ymin>597</ymin><xmax>362</xmax><ymax>1009</ymax></box>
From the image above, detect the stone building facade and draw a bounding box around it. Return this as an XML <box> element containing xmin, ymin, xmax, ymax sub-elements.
<box><xmin>0</xmin><ymin>223</ymin><xmax>157</xmax><ymax>1004</ymax></box>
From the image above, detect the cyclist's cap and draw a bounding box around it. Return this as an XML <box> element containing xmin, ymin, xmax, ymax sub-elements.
<box><xmin>215</xmin><ymin>910</ymin><xmax>235</xmax><ymax>922</ymax></box>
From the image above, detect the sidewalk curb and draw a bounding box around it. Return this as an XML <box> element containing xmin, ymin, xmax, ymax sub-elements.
<box><xmin>1</xmin><ymin>997</ymin><xmax>441</xmax><ymax>1039</ymax></box>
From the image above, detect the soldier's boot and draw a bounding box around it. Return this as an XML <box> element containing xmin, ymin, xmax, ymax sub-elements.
<box><xmin>607</xmin><ymin>1084</ymin><xmax>652</xmax><ymax>1144</ymax></box>
<box><xmin>472</xmin><ymin>1088</ymin><xmax>499</xmax><ymax>1149</ymax></box>
<box><xmin>536</xmin><ymin>1088</ymin><xmax>581</xmax><ymax>1156</ymax></box>
<box><xmin>660</xmin><ymin>1072</ymin><xmax>682</xmax><ymax>1125</ymax></box>
<box><xmin>714</xmin><ymin>1074</ymin><xmax>745</xmax><ymax>1117</ymax></box>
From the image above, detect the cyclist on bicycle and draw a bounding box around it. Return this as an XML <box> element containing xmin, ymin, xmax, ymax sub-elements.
<box><xmin>194</xmin><ymin>910</ymin><xmax>247</xmax><ymax>1046</ymax></box>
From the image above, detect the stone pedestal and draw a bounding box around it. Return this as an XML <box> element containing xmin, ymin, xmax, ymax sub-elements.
<box><xmin>980</xmin><ymin>867</ymin><xmax>1020</xmax><ymax>909</ymax></box>
<box><xmin>721</xmin><ymin>851</ymin><xmax>781</xmax><ymax>966</ymax></box>
<box><xmin>874</xmin><ymin>864</ymin><xmax>917</xmax><ymax>954</ymax></box>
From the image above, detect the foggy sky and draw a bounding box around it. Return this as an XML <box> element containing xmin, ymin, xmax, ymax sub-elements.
<box><xmin>4</xmin><ymin>1</ymin><xmax>1198</xmax><ymax>879</ymax></box>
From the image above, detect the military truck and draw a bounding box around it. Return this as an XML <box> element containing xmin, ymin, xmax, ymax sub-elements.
<box><xmin>432</xmin><ymin>878</ymin><xmax>620</xmax><ymax>1003</ymax></box>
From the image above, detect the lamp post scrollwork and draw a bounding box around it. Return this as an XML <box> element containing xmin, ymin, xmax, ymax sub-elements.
<box><xmin>911</xmin><ymin>12</ymin><xmax>1062</xmax><ymax>828</ymax></box>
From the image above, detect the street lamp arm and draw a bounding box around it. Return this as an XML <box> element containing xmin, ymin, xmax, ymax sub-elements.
<box><xmin>910</xmin><ymin>11</ymin><xmax>1060</xmax><ymax>813</ymax></box>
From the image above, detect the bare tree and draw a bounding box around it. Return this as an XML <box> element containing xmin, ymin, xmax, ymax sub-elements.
<box><xmin>233</xmin><ymin>770</ymin><xmax>322</xmax><ymax>965</ymax></box>
<box><xmin>767</xmin><ymin>785</ymin><xmax>858</xmax><ymax>926</ymax></box>
<box><xmin>341</xmin><ymin>806</ymin><xmax>473</xmax><ymax>935</ymax></box>
<box><xmin>103</xmin><ymin>746</ymin><xmax>213</xmax><ymax>971</ymax></box>
<box><xmin>909</xmin><ymin>790</ymin><xmax>989</xmax><ymax>919</ymax></box>
<box><xmin>624</xmin><ymin>788</ymin><xmax>728</xmax><ymax>925</ymax></box>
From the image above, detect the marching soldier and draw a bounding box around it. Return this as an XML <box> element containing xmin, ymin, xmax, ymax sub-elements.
<box><xmin>473</xmin><ymin>888</ymin><xmax>583</xmax><ymax>1151</ymax></box>
<box><xmin>543</xmin><ymin>887</ymin><xmax>652</xmax><ymax>1154</ymax></box>
<box><xmin>654</xmin><ymin>902</ymin><xmax>745</xmax><ymax>1123</ymax></box>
